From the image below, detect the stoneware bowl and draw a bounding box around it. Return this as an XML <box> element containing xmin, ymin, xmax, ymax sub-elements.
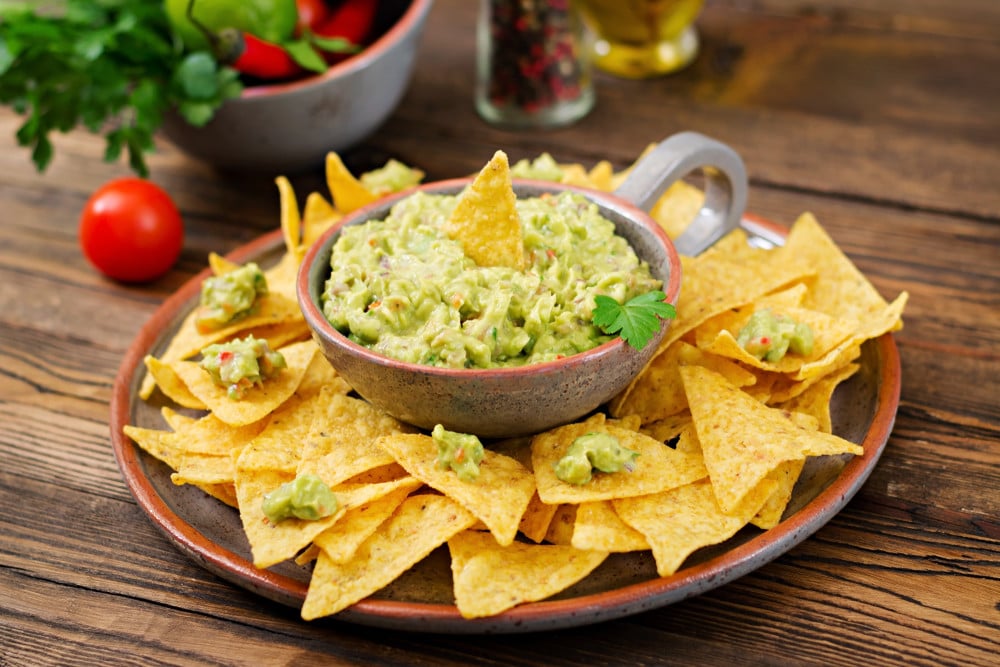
<box><xmin>297</xmin><ymin>132</ymin><xmax>748</xmax><ymax>437</ymax></box>
<box><xmin>160</xmin><ymin>0</ymin><xmax>433</xmax><ymax>172</ymax></box>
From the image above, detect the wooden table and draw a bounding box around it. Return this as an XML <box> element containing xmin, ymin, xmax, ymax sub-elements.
<box><xmin>3</xmin><ymin>0</ymin><xmax>998</xmax><ymax>664</ymax></box>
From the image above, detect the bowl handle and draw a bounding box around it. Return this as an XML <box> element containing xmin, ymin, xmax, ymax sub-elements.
<box><xmin>613</xmin><ymin>131</ymin><xmax>748</xmax><ymax>256</ymax></box>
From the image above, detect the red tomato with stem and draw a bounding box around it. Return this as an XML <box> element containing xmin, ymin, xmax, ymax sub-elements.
<box><xmin>79</xmin><ymin>178</ymin><xmax>184</xmax><ymax>283</ymax></box>
<box><xmin>296</xmin><ymin>0</ymin><xmax>332</xmax><ymax>34</ymax></box>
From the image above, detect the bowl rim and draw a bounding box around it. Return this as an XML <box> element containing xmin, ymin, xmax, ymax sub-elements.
<box><xmin>239</xmin><ymin>0</ymin><xmax>434</xmax><ymax>99</ymax></box>
<box><xmin>296</xmin><ymin>177</ymin><xmax>683</xmax><ymax>380</ymax></box>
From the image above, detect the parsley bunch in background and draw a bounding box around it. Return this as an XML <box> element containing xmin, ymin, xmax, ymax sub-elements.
<box><xmin>0</xmin><ymin>0</ymin><xmax>242</xmax><ymax>176</ymax></box>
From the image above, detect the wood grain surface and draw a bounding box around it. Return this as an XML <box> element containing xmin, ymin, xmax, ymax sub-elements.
<box><xmin>1</xmin><ymin>0</ymin><xmax>998</xmax><ymax>664</ymax></box>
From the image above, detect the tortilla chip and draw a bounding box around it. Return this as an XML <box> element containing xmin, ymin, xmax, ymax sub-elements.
<box><xmin>169</xmin><ymin>412</ymin><xmax>267</xmax><ymax>456</ymax></box>
<box><xmin>532</xmin><ymin>414</ymin><xmax>707</xmax><ymax>504</ymax></box>
<box><xmin>611</xmin><ymin>340</ymin><xmax>757</xmax><ymax>424</ymax></box>
<box><xmin>122</xmin><ymin>424</ymin><xmax>184</xmax><ymax>470</ymax></box>
<box><xmin>518</xmin><ymin>492</ymin><xmax>560</xmax><ymax>543</ymax></box>
<box><xmin>235</xmin><ymin>393</ymin><xmax>325</xmax><ymax>473</ymax></box>
<box><xmin>698</xmin><ymin>305</ymin><xmax>856</xmax><ymax>375</ymax></box>
<box><xmin>611</xmin><ymin>251</ymin><xmax>815</xmax><ymax>414</ymax></box>
<box><xmin>234</xmin><ymin>466</ymin><xmax>342</xmax><ymax>568</ymax></box>
<box><xmin>783</xmin><ymin>213</ymin><xmax>905</xmax><ymax>327</ymax></box>
<box><xmin>776</xmin><ymin>362</ymin><xmax>860</xmax><ymax>433</ymax></box>
<box><xmin>312</xmin><ymin>483</ymin><xmax>418</xmax><ymax>563</ymax></box>
<box><xmin>171</xmin><ymin>453</ymin><xmax>234</xmax><ymax>486</ymax></box>
<box><xmin>649</xmin><ymin>180</ymin><xmax>705</xmax><ymax>240</ymax></box>
<box><xmin>142</xmin><ymin>355</ymin><xmax>206</xmax><ymax>409</ymax></box>
<box><xmin>300</xmin><ymin>494</ymin><xmax>476</xmax><ymax>620</ymax></box>
<box><xmin>572</xmin><ymin>501</ymin><xmax>650</xmax><ymax>552</ymax></box>
<box><xmin>448</xmin><ymin>531</ymin><xmax>608</xmax><ymax>618</ymax></box>
<box><xmin>172</xmin><ymin>340</ymin><xmax>316</xmax><ymax>426</ymax></box>
<box><xmin>301</xmin><ymin>192</ymin><xmax>341</xmax><ymax>249</ymax></box>
<box><xmin>376</xmin><ymin>432</ymin><xmax>535</xmax><ymax>546</ymax></box>
<box><xmin>750</xmin><ymin>458</ymin><xmax>806</xmax><ymax>529</ymax></box>
<box><xmin>275</xmin><ymin>175</ymin><xmax>302</xmax><ymax>260</ymax></box>
<box><xmin>208</xmin><ymin>251</ymin><xmax>241</xmax><ymax>276</ymax></box>
<box><xmin>443</xmin><ymin>150</ymin><xmax>525</xmax><ymax>270</ymax></box>
<box><xmin>680</xmin><ymin>365</ymin><xmax>863</xmax><ymax>514</ymax></box>
<box><xmin>295</xmin><ymin>354</ymin><xmax>352</xmax><ymax>399</ymax></box>
<box><xmin>614</xmin><ymin>478</ymin><xmax>776</xmax><ymax>577</ymax></box>
<box><xmin>326</xmin><ymin>152</ymin><xmax>378</xmax><ymax>213</ymax></box>
<box><xmin>296</xmin><ymin>391</ymin><xmax>409</xmax><ymax>486</ymax></box>
<box><xmin>543</xmin><ymin>504</ymin><xmax>578</xmax><ymax>545</ymax></box>
<box><xmin>586</xmin><ymin>160</ymin><xmax>614</xmax><ymax>191</ymax></box>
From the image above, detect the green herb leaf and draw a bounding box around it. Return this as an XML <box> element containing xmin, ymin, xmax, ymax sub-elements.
<box><xmin>283</xmin><ymin>40</ymin><xmax>328</xmax><ymax>74</ymax></box>
<box><xmin>592</xmin><ymin>290</ymin><xmax>676</xmax><ymax>351</ymax></box>
<box><xmin>0</xmin><ymin>0</ymin><xmax>243</xmax><ymax>176</ymax></box>
<box><xmin>310</xmin><ymin>35</ymin><xmax>361</xmax><ymax>55</ymax></box>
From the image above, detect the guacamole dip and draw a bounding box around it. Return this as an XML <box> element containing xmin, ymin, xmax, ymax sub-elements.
<box><xmin>554</xmin><ymin>432</ymin><xmax>639</xmax><ymax>485</ymax></box>
<box><xmin>200</xmin><ymin>334</ymin><xmax>286</xmax><ymax>400</ymax></box>
<box><xmin>432</xmin><ymin>424</ymin><xmax>484</xmax><ymax>482</ymax></box>
<box><xmin>736</xmin><ymin>309</ymin><xmax>815</xmax><ymax>362</ymax></box>
<box><xmin>321</xmin><ymin>190</ymin><xmax>661</xmax><ymax>368</ymax></box>
<box><xmin>195</xmin><ymin>262</ymin><xmax>268</xmax><ymax>333</ymax></box>
<box><xmin>262</xmin><ymin>474</ymin><xmax>338</xmax><ymax>523</ymax></box>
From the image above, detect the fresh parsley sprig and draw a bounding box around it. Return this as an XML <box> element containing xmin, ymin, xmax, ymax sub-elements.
<box><xmin>0</xmin><ymin>0</ymin><xmax>242</xmax><ymax>176</ymax></box>
<box><xmin>593</xmin><ymin>290</ymin><xmax>676</xmax><ymax>351</ymax></box>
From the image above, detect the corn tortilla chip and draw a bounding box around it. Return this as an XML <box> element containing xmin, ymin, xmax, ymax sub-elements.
<box><xmin>443</xmin><ymin>150</ymin><xmax>525</xmax><ymax>270</ymax></box>
<box><xmin>172</xmin><ymin>340</ymin><xmax>316</xmax><ymax>426</ymax></box>
<box><xmin>448</xmin><ymin>531</ymin><xmax>608</xmax><ymax>618</ymax></box>
<box><xmin>275</xmin><ymin>175</ymin><xmax>302</xmax><ymax>261</ymax></box>
<box><xmin>326</xmin><ymin>152</ymin><xmax>378</xmax><ymax>213</ymax></box>
<box><xmin>377</xmin><ymin>432</ymin><xmax>535</xmax><ymax>546</ymax></box>
<box><xmin>532</xmin><ymin>414</ymin><xmax>707</xmax><ymax>505</ymax></box>
<box><xmin>572</xmin><ymin>501</ymin><xmax>650</xmax><ymax>552</ymax></box>
<box><xmin>300</xmin><ymin>494</ymin><xmax>476</xmax><ymax>620</ymax></box>
<box><xmin>680</xmin><ymin>365</ymin><xmax>863</xmax><ymax>514</ymax></box>
<box><xmin>614</xmin><ymin>478</ymin><xmax>776</xmax><ymax>577</ymax></box>
<box><xmin>143</xmin><ymin>355</ymin><xmax>206</xmax><ymax>409</ymax></box>
<box><xmin>611</xmin><ymin>340</ymin><xmax>757</xmax><ymax>424</ymax></box>
<box><xmin>312</xmin><ymin>483</ymin><xmax>418</xmax><ymax>563</ymax></box>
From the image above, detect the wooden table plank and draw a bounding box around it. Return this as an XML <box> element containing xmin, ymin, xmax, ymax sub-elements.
<box><xmin>1</xmin><ymin>0</ymin><xmax>997</xmax><ymax>663</ymax></box>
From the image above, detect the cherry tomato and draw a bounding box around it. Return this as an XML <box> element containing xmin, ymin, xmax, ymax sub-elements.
<box><xmin>79</xmin><ymin>178</ymin><xmax>184</xmax><ymax>283</ymax></box>
<box><xmin>295</xmin><ymin>0</ymin><xmax>332</xmax><ymax>34</ymax></box>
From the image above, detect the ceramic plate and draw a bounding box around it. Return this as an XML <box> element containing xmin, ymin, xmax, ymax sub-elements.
<box><xmin>110</xmin><ymin>216</ymin><xmax>901</xmax><ymax>634</ymax></box>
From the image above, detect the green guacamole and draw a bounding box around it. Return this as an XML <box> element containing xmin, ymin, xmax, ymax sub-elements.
<box><xmin>195</xmin><ymin>262</ymin><xmax>268</xmax><ymax>333</ymax></box>
<box><xmin>433</xmin><ymin>424</ymin><xmax>484</xmax><ymax>482</ymax></box>
<box><xmin>736</xmin><ymin>309</ymin><xmax>815</xmax><ymax>362</ymax></box>
<box><xmin>321</xmin><ymin>190</ymin><xmax>661</xmax><ymax>368</ymax></box>
<box><xmin>261</xmin><ymin>474</ymin><xmax>338</xmax><ymax>523</ymax></box>
<box><xmin>554</xmin><ymin>432</ymin><xmax>639</xmax><ymax>485</ymax></box>
<box><xmin>199</xmin><ymin>335</ymin><xmax>286</xmax><ymax>400</ymax></box>
<box><xmin>360</xmin><ymin>159</ymin><xmax>425</xmax><ymax>196</ymax></box>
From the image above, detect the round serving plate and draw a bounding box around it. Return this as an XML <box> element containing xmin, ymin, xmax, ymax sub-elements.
<box><xmin>109</xmin><ymin>214</ymin><xmax>901</xmax><ymax>634</ymax></box>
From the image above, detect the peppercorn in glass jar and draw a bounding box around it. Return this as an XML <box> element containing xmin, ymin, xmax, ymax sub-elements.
<box><xmin>476</xmin><ymin>0</ymin><xmax>595</xmax><ymax>128</ymax></box>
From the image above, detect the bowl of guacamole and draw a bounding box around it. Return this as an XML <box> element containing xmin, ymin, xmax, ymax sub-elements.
<box><xmin>298</xmin><ymin>177</ymin><xmax>681</xmax><ymax>438</ymax></box>
<box><xmin>297</xmin><ymin>133</ymin><xmax>746</xmax><ymax>438</ymax></box>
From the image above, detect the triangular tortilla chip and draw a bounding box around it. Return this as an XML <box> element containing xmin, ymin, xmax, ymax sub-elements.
<box><xmin>300</xmin><ymin>494</ymin><xmax>476</xmax><ymax>620</ymax></box>
<box><xmin>377</xmin><ymin>432</ymin><xmax>535</xmax><ymax>546</ymax></box>
<box><xmin>326</xmin><ymin>152</ymin><xmax>378</xmax><ymax>213</ymax></box>
<box><xmin>572</xmin><ymin>501</ymin><xmax>650</xmax><ymax>552</ymax></box>
<box><xmin>614</xmin><ymin>477</ymin><xmax>777</xmax><ymax>577</ymax></box>
<box><xmin>532</xmin><ymin>414</ymin><xmax>708</xmax><ymax>505</ymax></box>
<box><xmin>312</xmin><ymin>483</ymin><xmax>419</xmax><ymax>563</ymax></box>
<box><xmin>680</xmin><ymin>365</ymin><xmax>863</xmax><ymax>514</ymax></box>
<box><xmin>442</xmin><ymin>150</ymin><xmax>525</xmax><ymax>270</ymax></box>
<box><xmin>448</xmin><ymin>530</ymin><xmax>608</xmax><ymax>618</ymax></box>
<box><xmin>172</xmin><ymin>340</ymin><xmax>316</xmax><ymax>426</ymax></box>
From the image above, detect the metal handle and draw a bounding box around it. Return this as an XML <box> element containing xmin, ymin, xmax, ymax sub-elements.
<box><xmin>613</xmin><ymin>131</ymin><xmax>748</xmax><ymax>256</ymax></box>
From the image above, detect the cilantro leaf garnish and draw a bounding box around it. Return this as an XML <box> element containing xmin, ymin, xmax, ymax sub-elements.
<box><xmin>593</xmin><ymin>290</ymin><xmax>676</xmax><ymax>351</ymax></box>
